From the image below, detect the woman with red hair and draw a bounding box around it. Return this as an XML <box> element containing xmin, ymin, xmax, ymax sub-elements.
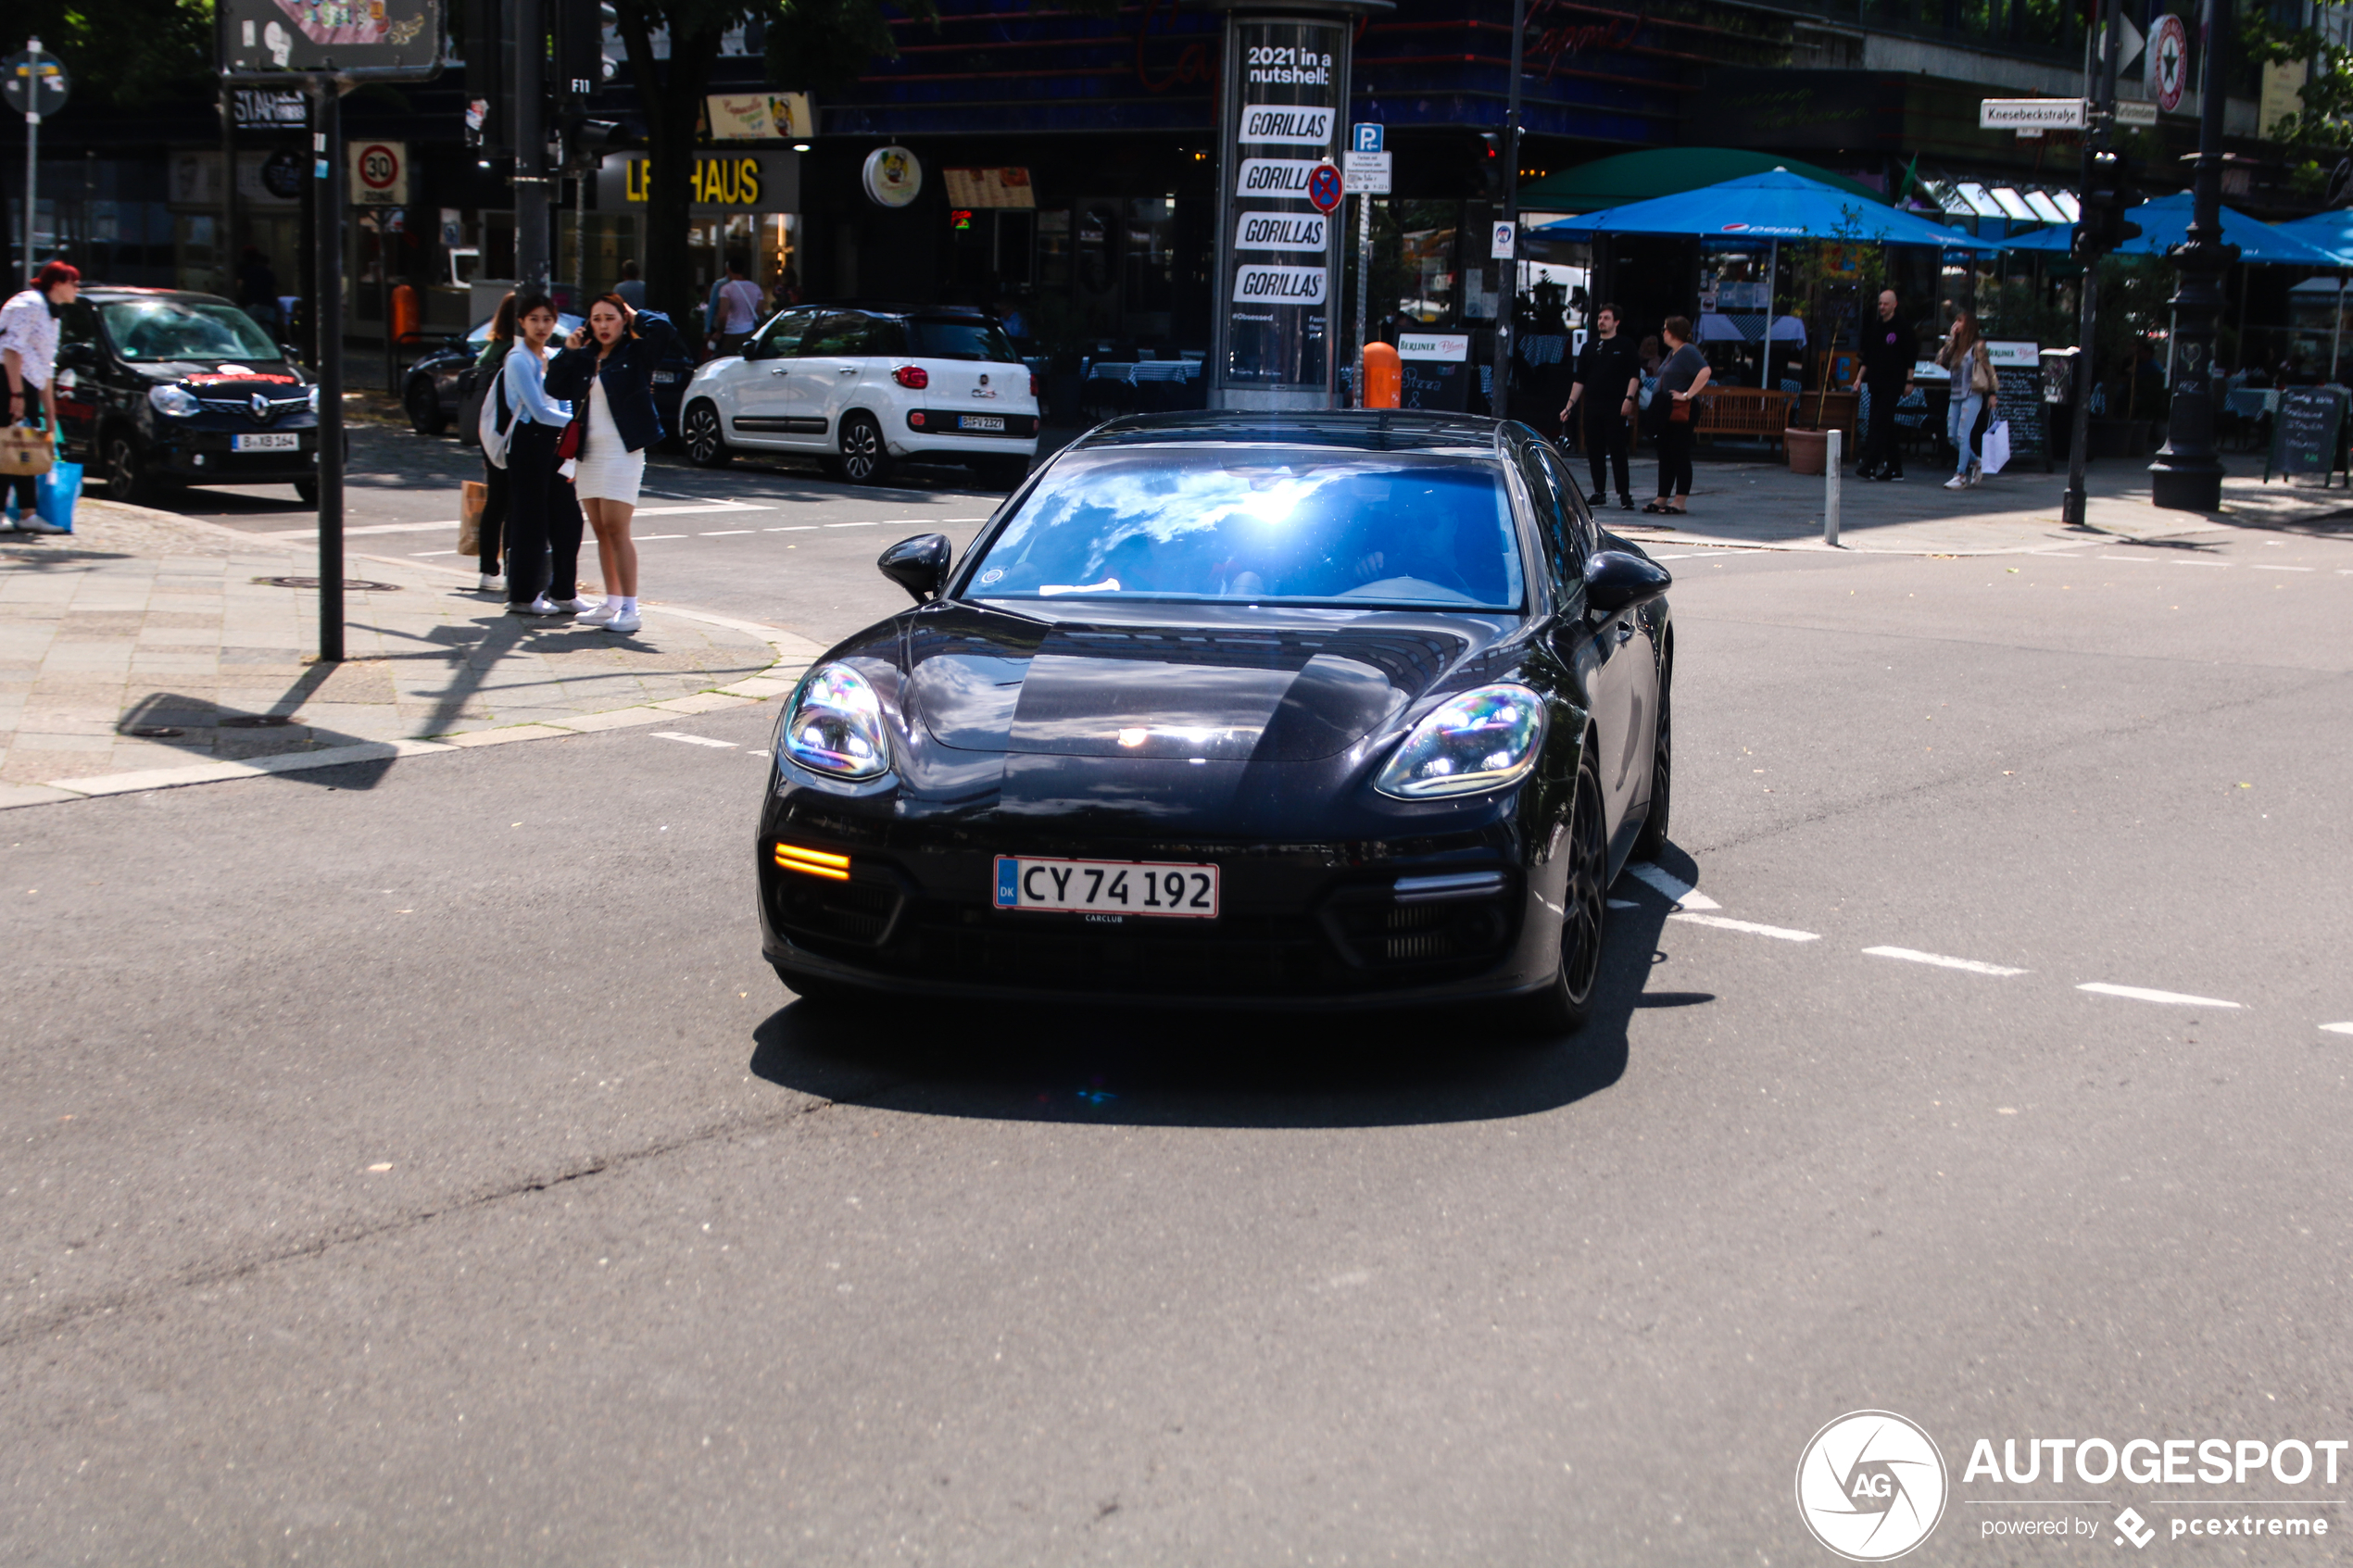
<box><xmin>2</xmin><ymin>260</ymin><xmax>79</xmax><ymax>532</ymax></box>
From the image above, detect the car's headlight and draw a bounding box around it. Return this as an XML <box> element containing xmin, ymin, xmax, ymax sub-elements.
<box><xmin>1374</xmin><ymin>684</ymin><xmax>1546</xmax><ymax>799</ymax></box>
<box><xmin>781</xmin><ymin>663</ymin><xmax>892</xmax><ymax>780</ymax></box>
<box><xmin>307</xmin><ymin>384</ymin><xmax>321</xmax><ymax>413</ymax></box>
<box><xmin>147</xmin><ymin>384</ymin><xmax>201</xmax><ymax>418</ymax></box>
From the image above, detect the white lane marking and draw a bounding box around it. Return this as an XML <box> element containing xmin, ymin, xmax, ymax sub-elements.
<box><xmin>699</xmin><ymin>529</ymin><xmax>753</xmax><ymax>536</ymax></box>
<box><xmin>280</xmin><ymin>520</ymin><xmax>457</xmax><ymax>539</ymax></box>
<box><xmin>824</xmin><ymin>521</ymin><xmax>881</xmax><ymax>528</ymax></box>
<box><xmin>2171</xmin><ymin>559</ymin><xmax>2233</xmax><ymax>569</ymax></box>
<box><xmin>2098</xmin><ymin>554</ymin><xmax>2161</xmax><ymax>563</ymax></box>
<box><xmin>1669</xmin><ymin>912</ymin><xmax>1819</xmax><ymax>942</ymax></box>
<box><xmin>633</xmin><ymin>501</ymin><xmax>773</xmax><ymax>517</ymax></box>
<box><xmin>651</xmin><ymin>732</ymin><xmax>735</xmax><ymax>749</ymax></box>
<box><xmin>2248</xmin><ymin>564</ymin><xmax>2315</xmax><ymax>571</ymax></box>
<box><xmin>2321</xmin><ymin>1022</ymin><xmax>2353</xmax><ymax>1036</ymax></box>
<box><xmin>2078</xmin><ymin>982</ymin><xmax>2243</xmax><ymax>1009</ymax></box>
<box><xmin>765</xmin><ymin>525</ymin><xmax>818</xmax><ymax>532</ymax></box>
<box><xmin>1624</xmin><ymin>862</ymin><xmax>1722</xmax><ymax>911</ymax></box>
<box><xmin>635</xmin><ymin>533</ymin><xmax>686</xmax><ymax>541</ymax></box>
<box><xmin>410</xmin><ymin>549</ymin><xmax>459</xmax><ymax>557</ymax></box>
<box><xmin>1864</xmin><ymin>946</ymin><xmax>2028</xmax><ymax>976</ymax></box>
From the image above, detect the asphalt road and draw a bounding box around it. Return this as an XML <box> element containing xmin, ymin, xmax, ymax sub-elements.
<box><xmin>172</xmin><ymin>420</ymin><xmax>1025</xmax><ymax>646</ymax></box>
<box><xmin>4</xmin><ymin>513</ymin><xmax>2351</xmax><ymax>1563</ymax></box>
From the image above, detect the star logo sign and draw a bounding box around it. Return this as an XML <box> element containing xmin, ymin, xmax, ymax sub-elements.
<box><xmin>1796</xmin><ymin>1411</ymin><xmax>1949</xmax><ymax>1562</ymax></box>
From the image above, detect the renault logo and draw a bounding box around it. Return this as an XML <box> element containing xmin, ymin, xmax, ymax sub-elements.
<box><xmin>250</xmin><ymin>392</ymin><xmax>271</xmax><ymax>421</ymax></box>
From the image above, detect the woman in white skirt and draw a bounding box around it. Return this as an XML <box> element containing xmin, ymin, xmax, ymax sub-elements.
<box><xmin>548</xmin><ymin>296</ymin><xmax>679</xmax><ymax>633</ymax></box>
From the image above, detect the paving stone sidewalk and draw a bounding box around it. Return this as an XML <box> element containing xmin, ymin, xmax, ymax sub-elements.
<box><xmin>0</xmin><ymin>499</ymin><xmax>823</xmax><ymax>809</ymax></box>
<box><xmin>1606</xmin><ymin>452</ymin><xmax>2353</xmax><ymax>555</ymax></box>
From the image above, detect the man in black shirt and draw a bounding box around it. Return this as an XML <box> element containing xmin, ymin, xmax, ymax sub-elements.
<box><xmin>1848</xmin><ymin>289</ymin><xmax>1917</xmax><ymax>481</ymax></box>
<box><xmin>1560</xmin><ymin>304</ymin><xmax>1642</xmax><ymax>509</ymax></box>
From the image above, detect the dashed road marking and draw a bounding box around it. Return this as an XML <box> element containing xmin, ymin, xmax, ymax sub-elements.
<box><xmin>2098</xmin><ymin>554</ymin><xmax>2161</xmax><ymax>563</ymax></box>
<box><xmin>1863</xmin><ymin>946</ymin><xmax>2027</xmax><ymax>976</ymax></box>
<box><xmin>699</xmin><ymin>529</ymin><xmax>753</xmax><ymax>536</ymax></box>
<box><xmin>635</xmin><ymin>533</ymin><xmax>686</xmax><ymax>541</ymax></box>
<box><xmin>410</xmin><ymin>549</ymin><xmax>458</xmax><ymax>557</ymax></box>
<box><xmin>2078</xmin><ymin>982</ymin><xmax>2242</xmax><ymax>1009</ymax></box>
<box><xmin>2171</xmin><ymin>559</ymin><xmax>2233</xmax><ymax>569</ymax></box>
<box><xmin>765</xmin><ymin>525</ymin><xmax>818</xmax><ymax>532</ymax></box>
<box><xmin>824</xmin><ymin>521</ymin><xmax>881</xmax><ymax>529</ymax></box>
<box><xmin>2322</xmin><ymin>1022</ymin><xmax>2353</xmax><ymax>1036</ymax></box>
<box><xmin>1669</xmin><ymin>912</ymin><xmax>1818</xmax><ymax>943</ymax></box>
<box><xmin>2249</xmin><ymin>564</ymin><xmax>2315</xmax><ymax>571</ymax></box>
<box><xmin>1625</xmin><ymin>862</ymin><xmax>1722</xmax><ymax>911</ymax></box>
<box><xmin>650</xmin><ymin>732</ymin><xmax>735</xmax><ymax>749</ymax></box>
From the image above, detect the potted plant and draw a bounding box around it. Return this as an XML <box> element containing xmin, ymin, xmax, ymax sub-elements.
<box><xmin>1781</xmin><ymin>212</ymin><xmax>1888</xmax><ymax>473</ymax></box>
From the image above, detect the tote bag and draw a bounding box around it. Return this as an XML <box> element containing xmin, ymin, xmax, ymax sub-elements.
<box><xmin>1</xmin><ymin>421</ymin><xmax>54</xmax><ymax>480</ymax></box>
<box><xmin>35</xmin><ymin>457</ymin><xmax>82</xmax><ymax>533</ymax></box>
<box><xmin>1980</xmin><ymin>419</ymin><xmax>2012</xmax><ymax>475</ymax></box>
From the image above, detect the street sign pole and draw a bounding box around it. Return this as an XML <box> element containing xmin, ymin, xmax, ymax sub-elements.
<box><xmin>15</xmin><ymin>38</ymin><xmax>47</xmax><ymax>286</ymax></box>
<box><xmin>512</xmin><ymin>0</ymin><xmax>549</xmax><ymax>291</ymax></box>
<box><xmin>1492</xmin><ymin>0</ymin><xmax>1526</xmax><ymax>420</ymax></box>
<box><xmin>312</xmin><ymin>82</ymin><xmax>345</xmax><ymax>664</ymax></box>
<box><xmin>2149</xmin><ymin>0</ymin><xmax>2233</xmax><ymax>511</ymax></box>
<box><xmin>1353</xmin><ymin>193</ymin><xmax>1370</xmax><ymax>407</ymax></box>
<box><xmin>2062</xmin><ymin>0</ymin><xmax>2121</xmax><ymax>530</ymax></box>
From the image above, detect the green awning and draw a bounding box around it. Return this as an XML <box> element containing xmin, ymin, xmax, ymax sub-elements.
<box><xmin>1520</xmin><ymin>148</ymin><xmax>1888</xmax><ymax>214</ymax></box>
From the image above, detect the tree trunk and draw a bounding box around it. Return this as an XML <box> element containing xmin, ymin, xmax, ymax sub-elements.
<box><xmin>612</xmin><ymin>5</ymin><xmax>724</xmax><ymax>328</ymax></box>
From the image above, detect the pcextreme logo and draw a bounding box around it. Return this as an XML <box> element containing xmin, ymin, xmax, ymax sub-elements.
<box><xmin>1796</xmin><ymin>1411</ymin><xmax>1951</xmax><ymax>1562</ymax></box>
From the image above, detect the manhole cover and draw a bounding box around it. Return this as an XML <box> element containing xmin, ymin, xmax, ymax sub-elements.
<box><xmin>218</xmin><ymin>715</ymin><xmax>296</xmax><ymax>729</ymax></box>
<box><xmin>125</xmin><ymin>726</ymin><xmax>184</xmax><ymax>738</ymax></box>
<box><xmin>253</xmin><ymin>575</ymin><xmax>401</xmax><ymax>593</ymax></box>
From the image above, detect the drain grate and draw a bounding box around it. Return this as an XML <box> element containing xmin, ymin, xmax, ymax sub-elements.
<box><xmin>218</xmin><ymin>715</ymin><xmax>296</xmax><ymax>729</ymax></box>
<box><xmin>253</xmin><ymin>575</ymin><xmax>401</xmax><ymax>592</ymax></box>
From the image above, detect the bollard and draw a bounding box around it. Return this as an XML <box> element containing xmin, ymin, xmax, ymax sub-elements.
<box><xmin>1824</xmin><ymin>428</ymin><xmax>1842</xmax><ymax>546</ymax></box>
<box><xmin>1361</xmin><ymin>342</ymin><xmax>1401</xmax><ymax>409</ymax></box>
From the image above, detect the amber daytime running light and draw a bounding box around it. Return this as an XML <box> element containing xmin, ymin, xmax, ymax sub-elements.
<box><xmin>774</xmin><ymin>844</ymin><xmax>851</xmax><ymax>881</ymax></box>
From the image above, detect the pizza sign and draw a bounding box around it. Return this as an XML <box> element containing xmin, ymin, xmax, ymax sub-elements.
<box><xmin>2148</xmin><ymin>14</ymin><xmax>2189</xmax><ymax>114</ymax></box>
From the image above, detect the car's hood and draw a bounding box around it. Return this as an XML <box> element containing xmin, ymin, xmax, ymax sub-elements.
<box><xmin>132</xmin><ymin>360</ymin><xmax>308</xmax><ymax>388</ymax></box>
<box><xmin>900</xmin><ymin>599</ymin><xmax>1504</xmax><ymax>762</ymax></box>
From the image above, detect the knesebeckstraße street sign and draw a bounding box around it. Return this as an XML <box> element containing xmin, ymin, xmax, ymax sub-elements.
<box><xmin>1980</xmin><ymin>95</ymin><xmax>2158</xmax><ymax>131</ymax></box>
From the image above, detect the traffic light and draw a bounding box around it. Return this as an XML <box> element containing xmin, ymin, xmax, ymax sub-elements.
<box><xmin>559</xmin><ymin>114</ymin><xmax>628</xmax><ymax>175</ymax></box>
<box><xmin>2071</xmin><ymin>148</ymin><xmax>2144</xmax><ymax>262</ymax></box>
<box><xmin>555</xmin><ymin>2</ymin><xmax>616</xmax><ymax>105</ymax></box>
<box><xmin>1478</xmin><ymin>132</ymin><xmax>1504</xmax><ymax>200</ymax></box>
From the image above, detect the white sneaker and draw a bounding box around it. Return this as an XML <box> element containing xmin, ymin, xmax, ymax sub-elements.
<box><xmin>1943</xmin><ymin>475</ymin><xmax>1968</xmax><ymax>491</ymax></box>
<box><xmin>604</xmin><ymin>608</ymin><xmax>642</xmax><ymax>633</ymax></box>
<box><xmin>512</xmin><ymin>596</ymin><xmax>566</xmax><ymax>617</ymax></box>
<box><xmin>556</xmin><ymin>595</ymin><xmax>601</xmax><ymax>614</ymax></box>
<box><xmin>576</xmin><ymin>600</ymin><xmax>619</xmax><ymax>625</ymax></box>
<box><xmin>478</xmin><ymin>573</ymin><xmax>503</xmax><ymax>592</ymax></box>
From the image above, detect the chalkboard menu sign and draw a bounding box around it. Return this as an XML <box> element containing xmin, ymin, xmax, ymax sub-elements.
<box><xmin>2267</xmin><ymin>386</ymin><xmax>2348</xmax><ymax>483</ymax></box>
<box><xmin>1984</xmin><ymin>342</ymin><xmax>2045</xmax><ymax>471</ymax></box>
<box><xmin>1398</xmin><ymin>332</ymin><xmax>1471</xmax><ymax>412</ymax></box>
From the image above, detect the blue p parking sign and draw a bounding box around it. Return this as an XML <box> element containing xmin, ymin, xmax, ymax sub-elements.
<box><xmin>1352</xmin><ymin>122</ymin><xmax>1383</xmax><ymax>154</ymax></box>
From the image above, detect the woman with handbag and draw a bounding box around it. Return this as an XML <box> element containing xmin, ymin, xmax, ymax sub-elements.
<box><xmin>1642</xmin><ymin>315</ymin><xmax>1711</xmax><ymax>515</ymax></box>
<box><xmin>497</xmin><ymin>292</ymin><xmax>594</xmax><ymax>618</ymax></box>
<box><xmin>2</xmin><ymin>260</ymin><xmax>78</xmax><ymax>533</ymax></box>
<box><xmin>1937</xmin><ymin>311</ymin><xmax>1997</xmax><ymax>489</ymax></box>
<box><xmin>466</xmin><ymin>291</ymin><xmax>517</xmax><ymax>589</ymax></box>
<box><xmin>546</xmin><ymin>295</ymin><xmax>676</xmax><ymax>635</ymax></box>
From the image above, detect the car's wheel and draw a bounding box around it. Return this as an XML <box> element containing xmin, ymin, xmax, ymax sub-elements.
<box><xmin>973</xmin><ymin>454</ymin><xmax>1030</xmax><ymax>492</ymax></box>
<box><xmin>404</xmin><ymin>378</ymin><xmax>447</xmax><ymax>435</ymax></box>
<box><xmin>837</xmin><ymin>412</ymin><xmax>891</xmax><ymax>485</ymax></box>
<box><xmin>682</xmin><ymin>401</ymin><xmax>730</xmax><ymax>467</ymax></box>
<box><xmin>102</xmin><ymin>431</ymin><xmax>159</xmax><ymax>507</ymax></box>
<box><xmin>1511</xmin><ymin>740</ymin><xmax>1607</xmax><ymax>1037</ymax></box>
<box><xmin>294</xmin><ymin>477</ymin><xmax>320</xmax><ymax>506</ymax></box>
<box><xmin>773</xmin><ymin>961</ymin><xmax>853</xmax><ymax>1006</ymax></box>
<box><xmin>1631</xmin><ymin>653</ymin><xmax>1672</xmax><ymax>860</ymax></box>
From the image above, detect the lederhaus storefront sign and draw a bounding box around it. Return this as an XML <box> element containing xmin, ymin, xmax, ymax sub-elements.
<box><xmin>596</xmin><ymin>150</ymin><xmax>800</xmax><ymax>214</ymax></box>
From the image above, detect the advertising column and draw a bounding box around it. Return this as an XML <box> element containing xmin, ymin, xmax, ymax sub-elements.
<box><xmin>1210</xmin><ymin>7</ymin><xmax>1357</xmax><ymax>409</ymax></box>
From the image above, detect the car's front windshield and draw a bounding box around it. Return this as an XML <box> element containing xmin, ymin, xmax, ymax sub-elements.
<box><xmin>102</xmin><ymin>301</ymin><xmax>281</xmax><ymax>363</ymax></box>
<box><xmin>963</xmin><ymin>447</ymin><xmax>1526</xmax><ymax>611</ymax></box>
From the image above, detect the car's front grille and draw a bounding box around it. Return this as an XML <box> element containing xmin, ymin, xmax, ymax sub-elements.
<box><xmin>198</xmin><ymin>395</ymin><xmax>308</xmax><ymax>421</ymax></box>
<box><xmin>909</xmin><ymin>910</ymin><xmax>1333</xmax><ymax>996</ymax></box>
<box><xmin>1322</xmin><ymin>881</ymin><xmax>1519</xmax><ymax>972</ymax></box>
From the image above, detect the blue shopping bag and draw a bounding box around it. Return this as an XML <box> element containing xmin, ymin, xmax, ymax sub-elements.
<box><xmin>35</xmin><ymin>457</ymin><xmax>82</xmax><ymax>533</ymax></box>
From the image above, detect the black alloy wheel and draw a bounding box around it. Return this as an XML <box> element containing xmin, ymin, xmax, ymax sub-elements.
<box><xmin>1515</xmin><ymin>742</ymin><xmax>1608</xmax><ymax>1036</ymax></box>
<box><xmin>405</xmin><ymin>379</ymin><xmax>447</xmax><ymax>435</ymax></box>
<box><xmin>1631</xmin><ymin>655</ymin><xmax>1672</xmax><ymax>860</ymax></box>
<box><xmin>103</xmin><ymin>431</ymin><xmax>157</xmax><ymax>507</ymax></box>
<box><xmin>837</xmin><ymin>412</ymin><xmax>890</xmax><ymax>485</ymax></box>
<box><xmin>683</xmin><ymin>402</ymin><xmax>730</xmax><ymax>468</ymax></box>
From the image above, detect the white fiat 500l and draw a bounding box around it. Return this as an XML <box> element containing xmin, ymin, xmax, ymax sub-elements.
<box><xmin>679</xmin><ymin>306</ymin><xmax>1040</xmax><ymax>488</ymax></box>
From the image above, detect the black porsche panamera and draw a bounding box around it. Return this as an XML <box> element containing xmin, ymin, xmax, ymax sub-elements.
<box><xmin>756</xmin><ymin>409</ymin><xmax>1672</xmax><ymax>1032</ymax></box>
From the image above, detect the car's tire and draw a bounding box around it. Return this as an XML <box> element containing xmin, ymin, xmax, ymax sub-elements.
<box><xmin>773</xmin><ymin>961</ymin><xmax>853</xmax><ymax>1006</ymax></box>
<box><xmin>102</xmin><ymin>430</ymin><xmax>160</xmax><ymax>507</ymax></box>
<box><xmin>404</xmin><ymin>378</ymin><xmax>447</xmax><ymax>435</ymax></box>
<box><xmin>1510</xmin><ymin>741</ymin><xmax>1607</xmax><ymax>1037</ymax></box>
<box><xmin>1631</xmin><ymin>653</ymin><xmax>1672</xmax><ymax>860</ymax></box>
<box><xmin>837</xmin><ymin>412</ymin><xmax>891</xmax><ymax>485</ymax></box>
<box><xmin>682</xmin><ymin>400</ymin><xmax>730</xmax><ymax>468</ymax></box>
<box><xmin>294</xmin><ymin>477</ymin><xmax>320</xmax><ymax>506</ymax></box>
<box><xmin>974</xmin><ymin>454</ymin><xmax>1030</xmax><ymax>492</ymax></box>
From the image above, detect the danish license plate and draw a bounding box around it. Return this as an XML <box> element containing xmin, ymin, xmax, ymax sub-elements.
<box><xmin>959</xmin><ymin>414</ymin><xmax>1006</xmax><ymax>432</ymax></box>
<box><xmin>994</xmin><ymin>856</ymin><xmax>1218</xmax><ymax>918</ymax></box>
<box><xmin>233</xmin><ymin>432</ymin><xmax>299</xmax><ymax>452</ymax></box>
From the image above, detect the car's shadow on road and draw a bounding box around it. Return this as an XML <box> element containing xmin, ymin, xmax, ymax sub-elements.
<box><xmin>748</xmin><ymin>868</ymin><xmax>1700</xmax><ymax>1130</ymax></box>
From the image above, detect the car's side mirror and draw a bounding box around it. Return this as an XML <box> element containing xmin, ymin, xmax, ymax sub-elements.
<box><xmin>1583</xmin><ymin>549</ymin><xmax>1671</xmax><ymax>616</ymax></box>
<box><xmin>878</xmin><ymin>533</ymin><xmax>954</xmax><ymax>604</ymax></box>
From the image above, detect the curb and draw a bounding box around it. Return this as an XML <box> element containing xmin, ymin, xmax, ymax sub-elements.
<box><xmin>4</xmin><ymin>499</ymin><xmax>826</xmax><ymax>811</ymax></box>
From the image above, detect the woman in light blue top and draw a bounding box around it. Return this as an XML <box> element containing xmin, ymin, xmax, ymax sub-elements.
<box><xmin>499</xmin><ymin>292</ymin><xmax>594</xmax><ymax>616</ymax></box>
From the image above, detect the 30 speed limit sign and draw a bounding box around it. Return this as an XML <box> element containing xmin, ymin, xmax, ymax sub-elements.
<box><xmin>347</xmin><ymin>140</ymin><xmax>409</xmax><ymax>205</ymax></box>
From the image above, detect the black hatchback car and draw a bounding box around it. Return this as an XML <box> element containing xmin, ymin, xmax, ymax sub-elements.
<box><xmin>54</xmin><ymin>288</ymin><xmax>321</xmax><ymax>506</ymax></box>
<box><xmin>756</xmin><ymin>410</ymin><xmax>1674</xmax><ymax>1033</ymax></box>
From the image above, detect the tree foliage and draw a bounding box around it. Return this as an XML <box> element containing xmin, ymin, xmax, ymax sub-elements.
<box><xmin>2241</xmin><ymin>13</ymin><xmax>2353</xmax><ymax>147</ymax></box>
<box><xmin>16</xmin><ymin>0</ymin><xmax>217</xmax><ymax>110</ymax></box>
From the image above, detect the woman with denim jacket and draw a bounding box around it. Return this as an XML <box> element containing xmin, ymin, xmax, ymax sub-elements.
<box><xmin>546</xmin><ymin>295</ymin><xmax>676</xmax><ymax>634</ymax></box>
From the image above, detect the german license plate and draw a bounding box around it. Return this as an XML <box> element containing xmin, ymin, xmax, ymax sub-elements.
<box><xmin>959</xmin><ymin>414</ymin><xmax>1006</xmax><ymax>432</ymax></box>
<box><xmin>994</xmin><ymin>856</ymin><xmax>1218</xmax><ymax>918</ymax></box>
<box><xmin>651</xmin><ymin>371</ymin><xmax>680</xmax><ymax>384</ymax></box>
<box><xmin>233</xmin><ymin>432</ymin><xmax>298</xmax><ymax>452</ymax></box>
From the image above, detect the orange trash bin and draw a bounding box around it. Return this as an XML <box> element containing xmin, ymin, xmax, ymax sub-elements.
<box><xmin>1361</xmin><ymin>342</ymin><xmax>1401</xmax><ymax>409</ymax></box>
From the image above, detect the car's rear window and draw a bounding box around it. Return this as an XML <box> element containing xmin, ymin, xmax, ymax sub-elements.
<box><xmin>963</xmin><ymin>448</ymin><xmax>1525</xmax><ymax>611</ymax></box>
<box><xmin>904</xmin><ymin>318</ymin><xmax>1019</xmax><ymax>363</ymax></box>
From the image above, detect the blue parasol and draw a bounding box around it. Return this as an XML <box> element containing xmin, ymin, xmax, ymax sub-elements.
<box><xmin>1527</xmin><ymin>169</ymin><xmax>2000</xmax><ymax>250</ymax></box>
<box><xmin>2003</xmin><ymin>192</ymin><xmax>2346</xmax><ymax>265</ymax></box>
